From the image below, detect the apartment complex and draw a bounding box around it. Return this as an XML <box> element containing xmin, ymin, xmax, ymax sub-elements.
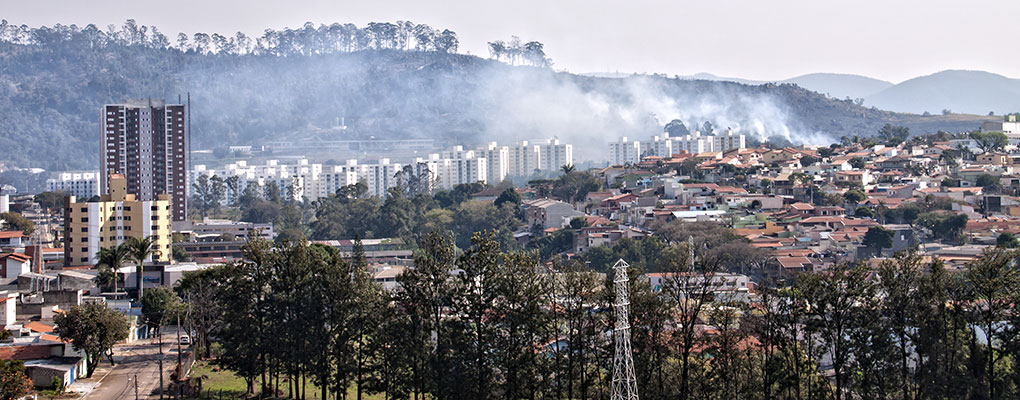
<box><xmin>476</xmin><ymin>139</ymin><xmax>573</xmax><ymax>183</ymax></box>
<box><xmin>191</xmin><ymin>138</ymin><xmax>573</xmax><ymax>201</ymax></box>
<box><xmin>609</xmin><ymin>137</ymin><xmax>644</xmax><ymax>165</ymax></box>
<box><xmin>609</xmin><ymin>129</ymin><xmax>747</xmax><ymax>165</ymax></box>
<box><xmin>100</xmin><ymin>99</ymin><xmax>188</xmax><ymax>221</ymax></box>
<box><xmin>63</xmin><ymin>174</ymin><xmax>173</xmax><ymax>268</ymax></box>
<box><xmin>192</xmin><ymin>158</ymin><xmax>403</xmax><ymax>202</ymax></box>
<box><xmin>46</xmin><ymin>171</ymin><xmax>100</xmax><ymax>199</ymax></box>
<box><xmin>414</xmin><ymin>148</ymin><xmax>488</xmax><ymax>191</ymax></box>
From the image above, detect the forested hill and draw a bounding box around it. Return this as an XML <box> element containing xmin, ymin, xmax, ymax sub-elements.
<box><xmin>0</xmin><ymin>20</ymin><xmax>995</xmax><ymax>170</ymax></box>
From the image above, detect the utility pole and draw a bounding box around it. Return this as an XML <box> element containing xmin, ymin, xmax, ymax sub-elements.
<box><xmin>611</xmin><ymin>259</ymin><xmax>639</xmax><ymax>400</ymax></box>
<box><xmin>177</xmin><ymin>312</ymin><xmax>183</xmax><ymax>367</ymax></box>
<box><xmin>159</xmin><ymin>323</ymin><xmax>164</xmax><ymax>400</ymax></box>
<box><xmin>135</xmin><ymin>374</ymin><xmax>139</xmax><ymax>400</ymax></box>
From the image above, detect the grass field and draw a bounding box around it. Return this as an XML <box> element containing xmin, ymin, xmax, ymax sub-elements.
<box><xmin>190</xmin><ymin>360</ymin><xmax>384</xmax><ymax>399</ymax></box>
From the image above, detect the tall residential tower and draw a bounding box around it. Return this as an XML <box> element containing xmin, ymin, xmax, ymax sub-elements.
<box><xmin>100</xmin><ymin>99</ymin><xmax>188</xmax><ymax>221</ymax></box>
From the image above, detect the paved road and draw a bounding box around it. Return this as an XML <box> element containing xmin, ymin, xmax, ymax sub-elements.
<box><xmin>80</xmin><ymin>333</ymin><xmax>183</xmax><ymax>400</ymax></box>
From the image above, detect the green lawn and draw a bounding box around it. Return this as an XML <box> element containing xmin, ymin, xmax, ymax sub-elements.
<box><xmin>189</xmin><ymin>360</ymin><xmax>384</xmax><ymax>399</ymax></box>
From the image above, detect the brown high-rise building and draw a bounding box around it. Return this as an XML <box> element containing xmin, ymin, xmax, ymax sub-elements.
<box><xmin>100</xmin><ymin>99</ymin><xmax>188</xmax><ymax>221</ymax></box>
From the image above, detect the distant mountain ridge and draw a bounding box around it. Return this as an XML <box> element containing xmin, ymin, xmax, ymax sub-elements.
<box><xmin>584</xmin><ymin>69</ymin><xmax>1020</xmax><ymax>115</ymax></box>
<box><xmin>866</xmin><ymin>70</ymin><xmax>1020</xmax><ymax>115</ymax></box>
<box><xmin>781</xmin><ymin>73</ymin><xmax>893</xmax><ymax>100</ymax></box>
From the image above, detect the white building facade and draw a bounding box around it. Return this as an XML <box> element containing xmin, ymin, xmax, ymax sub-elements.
<box><xmin>609</xmin><ymin>137</ymin><xmax>642</xmax><ymax>165</ymax></box>
<box><xmin>47</xmin><ymin>171</ymin><xmax>101</xmax><ymax>199</ymax></box>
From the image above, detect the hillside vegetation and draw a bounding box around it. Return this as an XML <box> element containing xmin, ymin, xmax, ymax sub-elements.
<box><xmin>0</xmin><ymin>20</ymin><xmax>996</xmax><ymax>170</ymax></box>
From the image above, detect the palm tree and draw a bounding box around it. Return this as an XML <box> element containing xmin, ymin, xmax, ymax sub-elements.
<box><xmin>96</xmin><ymin>244</ymin><xmax>130</xmax><ymax>295</ymax></box>
<box><xmin>561</xmin><ymin>164</ymin><xmax>576</xmax><ymax>174</ymax></box>
<box><xmin>125</xmin><ymin>236</ymin><xmax>158</xmax><ymax>301</ymax></box>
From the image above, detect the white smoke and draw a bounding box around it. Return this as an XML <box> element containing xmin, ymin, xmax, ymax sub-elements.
<box><xmin>474</xmin><ymin>67</ymin><xmax>833</xmax><ymax>162</ymax></box>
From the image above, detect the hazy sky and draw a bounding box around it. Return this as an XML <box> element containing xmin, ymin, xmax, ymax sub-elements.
<box><xmin>6</xmin><ymin>0</ymin><xmax>1020</xmax><ymax>83</ymax></box>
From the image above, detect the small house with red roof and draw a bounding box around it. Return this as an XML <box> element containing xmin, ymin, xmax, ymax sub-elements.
<box><xmin>1</xmin><ymin>253</ymin><xmax>30</xmax><ymax>280</ymax></box>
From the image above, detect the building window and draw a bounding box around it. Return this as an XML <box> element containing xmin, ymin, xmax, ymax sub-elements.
<box><xmin>81</xmin><ymin>227</ymin><xmax>88</xmax><ymax>232</ymax></box>
<box><xmin>81</xmin><ymin>247</ymin><xmax>88</xmax><ymax>252</ymax></box>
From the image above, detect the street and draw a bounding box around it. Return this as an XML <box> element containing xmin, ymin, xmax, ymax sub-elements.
<box><xmin>73</xmin><ymin>332</ymin><xmax>184</xmax><ymax>400</ymax></box>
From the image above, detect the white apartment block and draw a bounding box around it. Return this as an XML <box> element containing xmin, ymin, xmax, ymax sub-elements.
<box><xmin>47</xmin><ymin>171</ymin><xmax>101</xmax><ymax>198</ymax></box>
<box><xmin>478</xmin><ymin>139</ymin><xmax>570</xmax><ymax>179</ymax></box>
<box><xmin>479</xmin><ymin>142</ymin><xmax>511</xmax><ymax>184</ymax></box>
<box><xmin>352</xmin><ymin>159</ymin><xmax>402</xmax><ymax>197</ymax></box>
<box><xmin>538</xmin><ymin>139</ymin><xmax>573</xmax><ymax>171</ymax></box>
<box><xmin>315</xmin><ymin>162</ymin><xmax>361</xmax><ymax>199</ymax></box>
<box><xmin>614</xmin><ymin>129</ymin><xmax>746</xmax><ymax>161</ymax></box>
<box><xmin>415</xmin><ymin>148</ymin><xmax>488</xmax><ymax>191</ymax></box>
<box><xmin>509</xmin><ymin>141</ymin><xmax>543</xmax><ymax>177</ymax></box>
<box><xmin>192</xmin><ymin>158</ymin><xmax>402</xmax><ymax>203</ymax></box>
<box><xmin>711</xmin><ymin>129</ymin><xmax>746</xmax><ymax>152</ymax></box>
<box><xmin>609</xmin><ymin>137</ymin><xmax>642</xmax><ymax>165</ymax></box>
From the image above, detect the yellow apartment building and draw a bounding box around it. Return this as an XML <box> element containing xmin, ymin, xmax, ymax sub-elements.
<box><xmin>63</xmin><ymin>174</ymin><xmax>172</xmax><ymax>267</ymax></box>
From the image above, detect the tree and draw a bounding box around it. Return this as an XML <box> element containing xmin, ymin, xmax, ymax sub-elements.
<box><xmin>0</xmin><ymin>360</ymin><xmax>33</xmax><ymax>400</ymax></box>
<box><xmin>799</xmin><ymin>264</ymin><xmax>874</xmax><ymax>400</ymax></box>
<box><xmin>877</xmin><ymin>124</ymin><xmax>910</xmax><ymax>144</ymax></box>
<box><xmin>664</xmin><ymin>119</ymin><xmax>690</xmax><ymax>136</ymax></box>
<box><xmin>125</xmin><ymin>235</ymin><xmax>157</xmax><ymax>301</ymax></box>
<box><xmin>800</xmin><ymin>155</ymin><xmax>819</xmax><ymax>167</ymax></box>
<box><xmin>53</xmin><ymin>303</ymin><xmax>130</xmax><ymax>376</ymax></box>
<box><xmin>394</xmin><ymin>231</ymin><xmax>458</xmax><ymax>398</ymax></box>
<box><xmin>522</xmin><ymin>41</ymin><xmax>550</xmax><ymax>67</ymax></box>
<box><xmin>917</xmin><ymin>212</ymin><xmax>968</xmax><ymax>242</ymax></box>
<box><xmin>702</xmin><ymin>121</ymin><xmax>715</xmax><ymax>135</ymax></box>
<box><xmin>177</xmin><ymin>266</ymin><xmax>226</xmax><ymax>359</ymax></box>
<box><xmin>493</xmin><ymin>187</ymin><xmax>521</xmax><ymax>210</ymax></box>
<box><xmin>96</xmin><ymin>244</ymin><xmax>130</xmax><ymax>294</ymax></box>
<box><xmin>975</xmin><ymin>173</ymin><xmax>1000</xmax><ymax>190</ymax></box>
<box><xmin>862</xmin><ymin>226</ymin><xmax>894</xmax><ymax>256</ymax></box>
<box><xmin>967</xmin><ymin>249</ymin><xmax>1019</xmax><ymax>400</ymax></box>
<box><xmin>970</xmin><ymin>131</ymin><xmax>1008</xmax><ymax>154</ymax></box>
<box><xmin>34</xmin><ymin>191</ymin><xmax>67</xmax><ymax>212</ymax></box>
<box><xmin>659</xmin><ymin>240</ymin><xmax>715</xmax><ymax>400</ymax></box>
<box><xmin>854</xmin><ymin>206</ymin><xmax>874</xmax><ymax>218</ymax></box>
<box><xmin>217</xmin><ymin>236</ymin><xmax>275</xmax><ymax>394</ymax></box>
<box><xmin>849</xmin><ymin>157</ymin><xmax>866</xmax><ymax>170</ymax></box>
<box><xmin>274</xmin><ymin>228</ymin><xmax>306</xmax><ymax>245</ymax></box>
<box><xmin>997</xmin><ymin>232</ymin><xmax>1020</xmax><ymax>248</ymax></box>
<box><xmin>141</xmin><ymin>286</ymin><xmax>182</xmax><ymax>338</ymax></box>
<box><xmin>0</xmin><ymin>212</ymin><xmax>33</xmax><ymax>235</ymax></box>
<box><xmin>844</xmin><ymin>189</ymin><xmax>866</xmax><ymax>203</ymax></box>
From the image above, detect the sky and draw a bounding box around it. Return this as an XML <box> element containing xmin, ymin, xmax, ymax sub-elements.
<box><xmin>5</xmin><ymin>0</ymin><xmax>1020</xmax><ymax>83</ymax></box>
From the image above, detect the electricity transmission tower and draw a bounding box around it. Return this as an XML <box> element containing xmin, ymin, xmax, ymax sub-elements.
<box><xmin>611</xmin><ymin>259</ymin><xmax>639</xmax><ymax>400</ymax></box>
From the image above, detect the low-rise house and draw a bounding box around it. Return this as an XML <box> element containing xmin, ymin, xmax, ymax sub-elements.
<box><xmin>1</xmin><ymin>253</ymin><xmax>31</xmax><ymax>281</ymax></box>
<box><xmin>523</xmin><ymin>199</ymin><xmax>584</xmax><ymax>229</ymax></box>
<box><xmin>0</xmin><ymin>231</ymin><xmax>24</xmax><ymax>251</ymax></box>
<box><xmin>835</xmin><ymin>170</ymin><xmax>874</xmax><ymax>187</ymax></box>
<box><xmin>646</xmin><ymin>272</ymin><xmax>752</xmax><ymax>302</ymax></box>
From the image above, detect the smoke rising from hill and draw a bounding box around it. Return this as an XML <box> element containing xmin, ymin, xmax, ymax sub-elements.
<box><xmin>476</xmin><ymin>68</ymin><xmax>834</xmax><ymax>161</ymax></box>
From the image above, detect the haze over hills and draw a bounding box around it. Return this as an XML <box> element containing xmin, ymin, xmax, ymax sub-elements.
<box><xmin>692</xmin><ymin>70</ymin><xmax>1020</xmax><ymax>115</ymax></box>
<box><xmin>782</xmin><ymin>73</ymin><xmax>893</xmax><ymax>100</ymax></box>
<box><xmin>865</xmin><ymin>70</ymin><xmax>1020</xmax><ymax>115</ymax></box>
<box><xmin>0</xmin><ymin>20</ymin><xmax>1000</xmax><ymax>172</ymax></box>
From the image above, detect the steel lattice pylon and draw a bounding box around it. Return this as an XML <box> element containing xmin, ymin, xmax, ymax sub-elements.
<box><xmin>611</xmin><ymin>259</ymin><xmax>639</xmax><ymax>400</ymax></box>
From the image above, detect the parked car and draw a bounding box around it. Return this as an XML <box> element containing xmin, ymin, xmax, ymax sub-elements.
<box><xmin>179</xmin><ymin>334</ymin><xmax>191</xmax><ymax>345</ymax></box>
